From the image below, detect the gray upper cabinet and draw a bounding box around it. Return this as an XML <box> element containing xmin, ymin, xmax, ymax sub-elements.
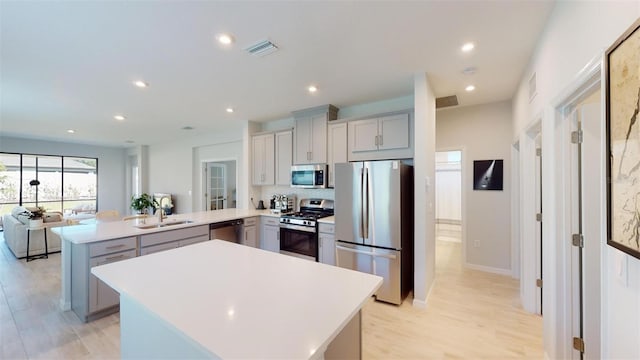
<box><xmin>378</xmin><ymin>114</ymin><xmax>410</xmax><ymax>150</ymax></box>
<box><xmin>327</xmin><ymin>122</ymin><xmax>347</xmax><ymax>188</ymax></box>
<box><xmin>275</xmin><ymin>130</ymin><xmax>293</xmax><ymax>186</ymax></box>
<box><xmin>292</xmin><ymin>104</ymin><xmax>338</xmax><ymax>165</ymax></box>
<box><xmin>348</xmin><ymin>112</ymin><xmax>413</xmax><ymax>161</ymax></box>
<box><xmin>252</xmin><ymin>132</ymin><xmax>275</xmax><ymax>185</ymax></box>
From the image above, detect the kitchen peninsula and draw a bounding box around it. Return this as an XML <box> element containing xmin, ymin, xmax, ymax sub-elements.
<box><xmin>92</xmin><ymin>240</ymin><xmax>382</xmax><ymax>359</ymax></box>
<box><xmin>53</xmin><ymin>209</ymin><xmax>281</xmax><ymax>319</ymax></box>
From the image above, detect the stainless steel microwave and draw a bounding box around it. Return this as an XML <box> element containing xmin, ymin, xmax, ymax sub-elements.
<box><xmin>291</xmin><ymin>164</ymin><xmax>327</xmax><ymax>189</ymax></box>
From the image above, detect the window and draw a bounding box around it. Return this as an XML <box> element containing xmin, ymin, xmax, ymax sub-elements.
<box><xmin>0</xmin><ymin>153</ymin><xmax>98</xmax><ymax>217</ymax></box>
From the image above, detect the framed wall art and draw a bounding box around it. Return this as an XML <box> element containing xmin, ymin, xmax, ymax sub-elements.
<box><xmin>606</xmin><ymin>17</ymin><xmax>640</xmax><ymax>259</ymax></box>
<box><xmin>473</xmin><ymin>159</ymin><xmax>503</xmax><ymax>191</ymax></box>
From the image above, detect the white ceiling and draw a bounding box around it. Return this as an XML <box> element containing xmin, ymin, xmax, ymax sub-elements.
<box><xmin>0</xmin><ymin>1</ymin><xmax>554</xmax><ymax>148</ymax></box>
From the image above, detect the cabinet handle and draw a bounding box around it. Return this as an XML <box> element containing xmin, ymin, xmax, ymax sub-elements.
<box><xmin>105</xmin><ymin>244</ymin><xmax>125</xmax><ymax>250</ymax></box>
<box><xmin>375</xmin><ymin>135</ymin><xmax>379</xmax><ymax>146</ymax></box>
<box><xmin>105</xmin><ymin>254</ymin><xmax>126</xmax><ymax>261</ymax></box>
<box><xmin>379</xmin><ymin>135</ymin><xmax>383</xmax><ymax>146</ymax></box>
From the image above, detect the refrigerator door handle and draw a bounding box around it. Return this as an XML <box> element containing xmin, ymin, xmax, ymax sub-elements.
<box><xmin>364</xmin><ymin>166</ymin><xmax>369</xmax><ymax>239</ymax></box>
<box><xmin>360</xmin><ymin>167</ymin><xmax>365</xmax><ymax>239</ymax></box>
<box><xmin>336</xmin><ymin>245</ymin><xmax>397</xmax><ymax>260</ymax></box>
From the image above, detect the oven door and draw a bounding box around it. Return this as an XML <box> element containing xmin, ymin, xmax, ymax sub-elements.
<box><xmin>279</xmin><ymin>225</ymin><xmax>318</xmax><ymax>261</ymax></box>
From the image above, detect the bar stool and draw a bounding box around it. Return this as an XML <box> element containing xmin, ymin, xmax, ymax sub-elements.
<box><xmin>26</xmin><ymin>226</ymin><xmax>48</xmax><ymax>262</ymax></box>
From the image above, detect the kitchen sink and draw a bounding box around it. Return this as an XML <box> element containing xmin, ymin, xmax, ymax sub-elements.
<box><xmin>134</xmin><ymin>220</ymin><xmax>194</xmax><ymax>229</ymax></box>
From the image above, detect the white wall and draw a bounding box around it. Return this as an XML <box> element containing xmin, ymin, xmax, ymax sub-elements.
<box><xmin>0</xmin><ymin>136</ymin><xmax>127</xmax><ymax>214</ymax></box>
<box><xmin>413</xmin><ymin>73</ymin><xmax>436</xmax><ymax>307</ymax></box>
<box><xmin>146</xmin><ymin>123</ymin><xmax>244</xmax><ymax>214</ymax></box>
<box><xmin>437</xmin><ymin>101</ymin><xmax>512</xmax><ymax>272</ymax></box>
<box><xmin>512</xmin><ymin>2</ymin><xmax>640</xmax><ymax>359</ymax></box>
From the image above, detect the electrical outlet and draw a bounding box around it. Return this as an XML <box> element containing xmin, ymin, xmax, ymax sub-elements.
<box><xmin>474</xmin><ymin>240</ymin><xmax>480</xmax><ymax>247</ymax></box>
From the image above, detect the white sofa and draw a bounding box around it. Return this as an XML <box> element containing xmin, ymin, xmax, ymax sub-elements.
<box><xmin>2</xmin><ymin>212</ymin><xmax>66</xmax><ymax>259</ymax></box>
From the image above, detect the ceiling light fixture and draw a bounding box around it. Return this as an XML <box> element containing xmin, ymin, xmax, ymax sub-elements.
<box><xmin>133</xmin><ymin>80</ymin><xmax>148</xmax><ymax>88</ymax></box>
<box><xmin>226</xmin><ymin>108</ymin><xmax>234</xmax><ymax>113</ymax></box>
<box><xmin>114</xmin><ymin>115</ymin><xmax>126</xmax><ymax>121</ymax></box>
<box><xmin>67</xmin><ymin>129</ymin><xmax>75</xmax><ymax>134</ymax></box>
<box><xmin>465</xmin><ymin>85</ymin><xmax>476</xmax><ymax>92</ymax></box>
<box><xmin>308</xmin><ymin>85</ymin><xmax>318</xmax><ymax>93</ymax></box>
<box><xmin>461</xmin><ymin>42</ymin><xmax>475</xmax><ymax>52</ymax></box>
<box><xmin>217</xmin><ymin>33</ymin><xmax>234</xmax><ymax>45</ymax></box>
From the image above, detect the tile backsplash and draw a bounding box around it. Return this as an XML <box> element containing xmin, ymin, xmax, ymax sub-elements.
<box><xmin>259</xmin><ymin>185</ymin><xmax>335</xmax><ymax>210</ymax></box>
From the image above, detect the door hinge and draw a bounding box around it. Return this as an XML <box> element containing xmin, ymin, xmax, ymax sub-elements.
<box><xmin>572</xmin><ymin>233</ymin><xmax>584</xmax><ymax>248</ymax></box>
<box><xmin>573</xmin><ymin>337</ymin><xmax>585</xmax><ymax>353</ymax></box>
<box><xmin>571</xmin><ymin>130</ymin><xmax>583</xmax><ymax>144</ymax></box>
<box><xmin>536</xmin><ymin>278</ymin><xmax>543</xmax><ymax>288</ymax></box>
<box><xmin>536</xmin><ymin>148</ymin><xmax>542</xmax><ymax>156</ymax></box>
<box><xmin>536</xmin><ymin>213</ymin><xmax>542</xmax><ymax>222</ymax></box>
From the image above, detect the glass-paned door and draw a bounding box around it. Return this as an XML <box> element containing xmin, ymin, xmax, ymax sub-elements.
<box><xmin>207</xmin><ymin>164</ymin><xmax>226</xmax><ymax>210</ymax></box>
<box><xmin>63</xmin><ymin>157</ymin><xmax>97</xmax><ymax>213</ymax></box>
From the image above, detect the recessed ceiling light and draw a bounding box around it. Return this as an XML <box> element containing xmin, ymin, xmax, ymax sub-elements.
<box><xmin>217</xmin><ymin>33</ymin><xmax>234</xmax><ymax>45</ymax></box>
<box><xmin>226</xmin><ymin>108</ymin><xmax>234</xmax><ymax>113</ymax></box>
<box><xmin>67</xmin><ymin>129</ymin><xmax>75</xmax><ymax>134</ymax></box>
<box><xmin>133</xmin><ymin>80</ymin><xmax>148</xmax><ymax>88</ymax></box>
<box><xmin>114</xmin><ymin>115</ymin><xmax>126</xmax><ymax>121</ymax></box>
<box><xmin>461</xmin><ymin>42</ymin><xmax>475</xmax><ymax>52</ymax></box>
<box><xmin>308</xmin><ymin>85</ymin><xmax>318</xmax><ymax>93</ymax></box>
<box><xmin>465</xmin><ymin>85</ymin><xmax>476</xmax><ymax>92</ymax></box>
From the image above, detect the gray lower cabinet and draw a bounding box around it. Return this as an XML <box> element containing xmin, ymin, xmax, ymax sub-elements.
<box><xmin>72</xmin><ymin>236</ymin><xmax>137</xmax><ymax>322</ymax></box>
<box><xmin>72</xmin><ymin>225</ymin><xmax>209</xmax><ymax>322</ymax></box>
<box><xmin>243</xmin><ymin>217</ymin><xmax>258</xmax><ymax>248</ymax></box>
<box><xmin>318</xmin><ymin>223</ymin><xmax>336</xmax><ymax>266</ymax></box>
<box><xmin>140</xmin><ymin>225</ymin><xmax>209</xmax><ymax>255</ymax></box>
<box><xmin>260</xmin><ymin>217</ymin><xmax>280</xmax><ymax>253</ymax></box>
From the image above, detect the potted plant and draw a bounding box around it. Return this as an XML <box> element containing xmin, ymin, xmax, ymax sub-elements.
<box><xmin>23</xmin><ymin>206</ymin><xmax>45</xmax><ymax>228</ymax></box>
<box><xmin>130</xmin><ymin>193</ymin><xmax>159</xmax><ymax>215</ymax></box>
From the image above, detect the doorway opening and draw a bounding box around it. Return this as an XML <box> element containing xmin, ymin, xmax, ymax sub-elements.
<box><xmin>203</xmin><ymin>160</ymin><xmax>237</xmax><ymax>211</ymax></box>
<box><xmin>435</xmin><ymin>150</ymin><xmax>463</xmax><ymax>270</ymax></box>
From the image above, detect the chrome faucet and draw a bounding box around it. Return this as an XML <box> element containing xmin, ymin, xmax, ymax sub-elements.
<box><xmin>157</xmin><ymin>195</ymin><xmax>170</xmax><ymax>222</ymax></box>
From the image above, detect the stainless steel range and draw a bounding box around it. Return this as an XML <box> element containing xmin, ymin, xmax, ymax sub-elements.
<box><xmin>279</xmin><ymin>199</ymin><xmax>334</xmax><ymax>261</ymax></box>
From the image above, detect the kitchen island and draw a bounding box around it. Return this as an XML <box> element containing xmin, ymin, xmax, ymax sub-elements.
<box><xmin>92</xmin><ymin>240</ymin><xmax>382</xmax><ymax>359</ymax></box>
<box><xmin>53</xmin><ymin>209</ymin><xmax>279</xmax><ymax>317</ymax></box>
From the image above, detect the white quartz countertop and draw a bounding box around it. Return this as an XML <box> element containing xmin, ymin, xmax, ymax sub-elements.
<box><xmin>92</xmin><ymin>240</ymin><xmax>382</xmax><ymax>359</ymax></box>
<box><xmin>52</xmin><ymin>208</ymin><xmax>277</xmax><ymax>244</ymax></box>
<box><xmin>318</xmin><ymin>215</ymin><xmax>335</xmax><ymax>224</ymax></box>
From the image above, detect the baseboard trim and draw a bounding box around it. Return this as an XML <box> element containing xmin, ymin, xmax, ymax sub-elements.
<box><xmin>465</xmin><ymin>263</ymin><xmax>512</xmax><ymax>276</ymax></box>
<box><xmin>412</xmin><ymin>279</ymin><xmax>435</xmax><ymax>309</ymax></box>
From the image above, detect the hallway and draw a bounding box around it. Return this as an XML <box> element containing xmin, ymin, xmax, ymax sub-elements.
<box><xmin>363</xmin><ymin>240</ymin><xmax>543</xmax><ymax>358</ymax></box>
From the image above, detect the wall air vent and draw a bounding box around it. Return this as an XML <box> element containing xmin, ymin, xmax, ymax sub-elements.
<box><xmin>435</xmin><ymin>95</ymin><xmax>459</xmax><ymax>109</ymax></box>
<box><xmin>245</xmin><ymin>39</ymin><xmax>279</xmax><ymax>57</ymax></box>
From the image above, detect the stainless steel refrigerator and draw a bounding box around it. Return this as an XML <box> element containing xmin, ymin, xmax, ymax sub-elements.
<box><xmin>334</xmin><ymin>160</ymin><xmax>413</xmax><ymax>305</ymax></box>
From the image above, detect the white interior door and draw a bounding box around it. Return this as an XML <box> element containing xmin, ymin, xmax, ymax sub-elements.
<box><xmin>569</xmin><ymin>95</ymin><xmax>602</xmax><ymax>359</ymax></box>
<box><xmin>534</xmin><ymin>135</ymin><xmax>543</xmax><ymax>315</ymax></box>
<box><xmin>206</xmin><ymin>163</ymin><xmax>227</xmax><ymax>211</ymax></box>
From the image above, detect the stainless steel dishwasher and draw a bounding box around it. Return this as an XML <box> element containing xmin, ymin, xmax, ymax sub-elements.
<box><xmin>209</xmin><ymin>219</ymin><xmax>244</xmax><ymax>243</ymax></box>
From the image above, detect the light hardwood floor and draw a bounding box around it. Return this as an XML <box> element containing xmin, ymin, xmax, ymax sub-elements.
<box><xmin>0</xmin><ymin>232</ymin><xmax>542</xmax><ymax>359</ymax></box>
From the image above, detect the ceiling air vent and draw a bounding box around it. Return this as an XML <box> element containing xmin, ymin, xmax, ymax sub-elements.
<box><xmin>245</xmin><ymin>39</ymin><xmax>279</xmax><ymax>57</ymax></box>
<box><xmin>436</xmin><ymin>95</ymin><xmax>459</xmax><ymax>109</ymax></box>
